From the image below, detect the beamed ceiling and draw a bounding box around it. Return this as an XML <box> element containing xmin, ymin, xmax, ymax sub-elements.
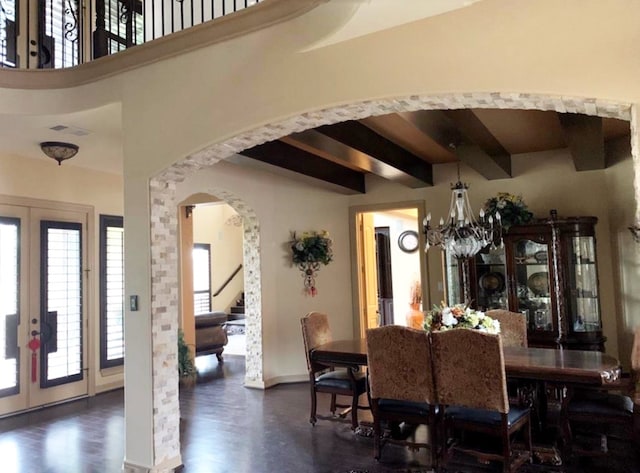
<box><xmin>237</xmin><ymin>109</ymin><xmax>631</xmax><ymax>194</ymax></box>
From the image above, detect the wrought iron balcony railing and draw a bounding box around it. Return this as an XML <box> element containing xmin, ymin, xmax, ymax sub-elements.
<box><xmin>0</xmin><ymin>0</ymin><xmax>260</xmax><ymax>70</ymax></box>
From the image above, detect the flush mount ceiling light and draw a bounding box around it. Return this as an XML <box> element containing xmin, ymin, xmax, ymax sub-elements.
<box><xmin>39</xmin><ymin>141</ymin><xmax>79</xmax><ymax>165</ymax></box>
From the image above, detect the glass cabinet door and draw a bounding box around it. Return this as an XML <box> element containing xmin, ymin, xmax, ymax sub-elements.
<box><xmin>474</xmin><ymin>247</ymin><xmax>507</xmax><ymax>310</ymax></box>
<box><xmin>510</xmin><ymin>238</ymin><xmax>553</xmax><ymax>332</ymax></box>
<box><xmin>568</xmin><ymin>236</ymin><xmax>601</xmax><ymax>333</ymax></box>
<box><xmin>444</xmin><ymin>251</ymin><xmax>462</xmax><ymax>306</ymax></box>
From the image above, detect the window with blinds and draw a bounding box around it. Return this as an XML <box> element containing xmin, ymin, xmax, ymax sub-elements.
<box><xmin>0</xmin><ymin>1</ymin><xmax>17</xmax><ymax>67</ymax></box>
<box><xmin>100</xmin><ymin>215</ymin><xmax>124</xmax><ymax>369</ymax></box>
<box><xmin>41</xmin><ymin>221</ymin><xmax>83</xmax><ymax>387</ymax></box>
<box><xmin>193</xmin><ymin>243</ymin><xmax>211</xmax><ymax>314</ymax></box>
<box><xmin>41</xmin><ymin>0</ymin><xmax>82</xmax><ymax>68</ymax></box>
<box><xmin>104</xmin><ymin>0</ymin><xmax>143</xmax><ymax>55</ymax></box>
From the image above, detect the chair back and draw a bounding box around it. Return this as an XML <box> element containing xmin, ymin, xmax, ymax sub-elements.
<box><xmin>366</xmin><ymin>325</ymin><xmax>435</xmax><ymax>404</ymax></box>
<box><xmin>486</xmin><ymin>309</ymin><xmax>528</xmax><ymax>347</ymax></box>
<box><xmin>431</xmin><ymin>329</ymin><xmax>509</xmax><ymax>413</ymax></box>
<box><xmin>301</xmin><ymin>312</ymin><xmax>333</xmax><ymax>371</ymax></box>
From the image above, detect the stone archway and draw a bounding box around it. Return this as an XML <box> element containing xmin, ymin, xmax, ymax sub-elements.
<box><xmin>146</xmin><ymin>92</ymin><xmax>636</xmax><ymax>465</ymax></box>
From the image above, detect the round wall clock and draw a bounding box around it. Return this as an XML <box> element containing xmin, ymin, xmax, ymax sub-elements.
<box><xmin>398</xmin><ymin>230</ymin><xmax>419</xmax><ymax>253</ymax></box>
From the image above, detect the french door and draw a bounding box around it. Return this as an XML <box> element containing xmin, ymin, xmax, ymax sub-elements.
<box><xmin>0</xmin><ymin>203</ymin><xmax>88</xmax><ymax>417</ymax></box>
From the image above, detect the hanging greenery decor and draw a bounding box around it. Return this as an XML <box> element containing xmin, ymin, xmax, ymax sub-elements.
<box><xmin>483</xmin><ymin>192</ymin><xmax>534</xmax><ymax>231</ymax></box>
<box><xmin>290</xmin><ymin>230</ymin><xmax>333</xmax><ymax>296</ymax></box>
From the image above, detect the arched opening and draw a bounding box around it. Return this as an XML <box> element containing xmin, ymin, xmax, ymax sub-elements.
<box><xmin>145</xmin><ymin>92</ymin><xmax>636</xmax><ymax>460</ymax></box>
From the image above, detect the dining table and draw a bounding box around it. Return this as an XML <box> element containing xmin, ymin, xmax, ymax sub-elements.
<box><xmin>311</xmin><ymin>338</ymin><xmax>623</xmax><ymax>464</ymax></box>
<box><xmin>311</xmin><ymin>338</ymin><xmax>622</xmax><ymax>386</ymax></box>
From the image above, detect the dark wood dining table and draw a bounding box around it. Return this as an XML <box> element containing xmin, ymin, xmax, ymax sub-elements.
<box><xmin>312</xmin><ymin>338</ymin><xmax>623</xmax><ymax>464</ymax></box>
<box><xmin>311</xmin><ymin>338</ymin><xmax>622</xmax><ymax>386</ymax></box>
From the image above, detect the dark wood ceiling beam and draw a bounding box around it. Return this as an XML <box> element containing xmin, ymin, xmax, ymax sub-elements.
<box><xmin>284</xmin><ymin>130</ymin><xmax>430</xmax><ymax>188</ymax></box>
<box><xmin>455</xmin><ymin>144</ymin><xmax>512</xmax><ymax>181</ymax></box>
<box><xmin>558</xmin><ymin>113</ymin><xmax>605</xmax><ymax>171</ymax></box>
<box><xmin>441</xmin><ymin>109</ymin><xmax>512</xmax><ymax>179</ymax></box>
<box><xmin>240</xmin><ymin>140</ymin><xmax>365</xmax><ymax>194</ymax></box>
<box><xmin>397</xmin><ymin>110</ymin><xmax>459</xmax><ymax>154</ymax></box>
<box><xmin>315</xmin><ymin>121</ymin><xmax>433</xmax><ymax>187</ymax></box>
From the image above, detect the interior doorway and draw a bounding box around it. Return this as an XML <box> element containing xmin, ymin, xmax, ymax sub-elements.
<box><xmin>179</xmin><ymin>197</ymin><xmax>246</xmax><ymax>366</ymax></box>
<box><xmin>350</xmin><ymin>202</ymin><xmax>427</xmax><ymax>338</ymax></box>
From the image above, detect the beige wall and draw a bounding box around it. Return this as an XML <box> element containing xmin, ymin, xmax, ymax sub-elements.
<box><xmin>192</xmin><ymin>203</ymin><xmax>244</xmax><ymax>312</ymax></box>
<box><xmin>0</xmin><ymin>152</ymin><xmax>124</xmax><ymax>392</ymax></box>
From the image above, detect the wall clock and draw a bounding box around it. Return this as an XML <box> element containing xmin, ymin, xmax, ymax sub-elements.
<box><xmin>398</xmin><ymin>230</ymin><xmax>419</xmax><ymax>253</ymax></box>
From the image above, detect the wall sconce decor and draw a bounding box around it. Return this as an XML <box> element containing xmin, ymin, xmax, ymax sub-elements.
<box><xmin>289</xmin><ymin>230</ymin><xmax>333</xmax><ymax>297</ymax></box>
<box><xmin>40</xmin><ymin>141</ymin><xmax>79</xmax><ymax>165</ymax></box>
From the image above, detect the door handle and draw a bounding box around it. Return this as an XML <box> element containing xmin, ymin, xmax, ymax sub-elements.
<box><xmin>31</xmin><ymin>313</ymin><xmax>57</xmax><ymax>352</ymax></box>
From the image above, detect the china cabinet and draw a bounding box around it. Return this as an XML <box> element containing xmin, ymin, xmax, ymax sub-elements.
<box><xmin>444</xmin><ymin>211</ymin><xmax>605</xmax><ymax>351</ymax></box>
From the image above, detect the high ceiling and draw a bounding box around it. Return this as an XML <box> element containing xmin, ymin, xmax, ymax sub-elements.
<box><xmin>236</xmin><ymin>109</ymin><xmax>630</xmax><ymax>194</ymax></box>
<box><xmin>2</xmin><ymin>106</ymin><xmax>629</xmax><ymax>188</ymax></box>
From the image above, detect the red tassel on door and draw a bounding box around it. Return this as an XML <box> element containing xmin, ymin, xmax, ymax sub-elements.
<box><xmin>31</xmin><ymin>352</ymin><xmax>37</xmax><ymax>382</ymax></box>
<box><xmin>27</xmin><ymin>337</ymin><xmax>41</xmax><ymax>383</ymax></box>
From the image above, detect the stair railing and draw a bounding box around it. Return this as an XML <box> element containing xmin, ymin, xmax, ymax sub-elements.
<box><xmin>0</xmin><ymin>0</ymin><xmax>262</xmax><ymax>69</ymax></box>
<box><xmin>213</xmin><ymin>263</ymin><xmax>242</xmax><ymax>298</ymax></box>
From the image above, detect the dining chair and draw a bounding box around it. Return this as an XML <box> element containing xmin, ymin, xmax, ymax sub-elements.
<box><xmin>431</xmin><ymin>328</ymin><xmax>532</xmax><ymax>473</ymax></box>
<box><xmin>485</xmin><ymin>309</ymin><xmax>528</xmax><ymax>348</ymax></box>
<box><xmin>562</xmin><ymin>326</ymin><xmax>640</xmax><ymax>458</ymax></box>
<box><xmin>300</xmin><ymin>312</ymin><xmax>368</xmax><ymax>430</ymax></box>
<box><xmin>366</xmin><ymin>325</ymin><xmax>439</xmax><ymax>466</ymax></box>
<box><xmin>485</xmin><ymin>309</ymin><xmax>539</xmax><ymax>420</ymax></box>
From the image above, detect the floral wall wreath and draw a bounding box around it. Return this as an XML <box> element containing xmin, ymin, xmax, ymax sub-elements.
<box><xmin>290</xmin><ymin>230</ymin><xmax>333</xmax><ymax>297</ymax></box>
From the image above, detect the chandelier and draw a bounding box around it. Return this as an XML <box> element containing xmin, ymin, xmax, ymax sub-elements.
<box><xmin>423</xmin><ymin>178</ymin><xmax>502</xmax><ymax>259</ymax></box>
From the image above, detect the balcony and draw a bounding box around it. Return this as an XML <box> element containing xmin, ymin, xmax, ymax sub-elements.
<box><xmin>0</xmin><ymin>0</ymin><xmax>260</xmax><ymax>70</ymax></box>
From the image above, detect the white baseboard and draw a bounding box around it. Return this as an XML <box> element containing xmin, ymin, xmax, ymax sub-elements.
<box><xmin>122</xmin><ymin>454</ymin><xmax>182</xmax><ymax>472</ymax></box>
<box><xmin>262</xmin><ymin>373</ymin><xmax>308</xmax><ymax>388</ymax></box>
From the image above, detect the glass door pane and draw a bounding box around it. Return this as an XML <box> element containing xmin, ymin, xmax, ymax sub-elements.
<box><xmin>0</xmin><ymin>217</ymin><xmax>19</xmax><ymax>397</ymax></box>
<box><xmin>568</xmin><ymin>236</ymin><xmax>601</xmax><ymax>333</ymax></box>
<box><xmin>474</xmin><ymin>247</ymin><xmax>507</xmax><ymax>310</ymax></box>
<box><xmin>444</xmin><ymin>251</ymin><xmax>461</xmax><ymax>306</ymax></box>
<box><xmin>512</xmin><ymin>238</ymin><xmax>552</xmax><ymax>331</ymax></box>
<box><xmin>40</xmin><ymin>221</ymin><xmax>83</xmax><ymax>387</ymax></box>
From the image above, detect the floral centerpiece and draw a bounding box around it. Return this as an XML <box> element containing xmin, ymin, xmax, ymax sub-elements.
<box><xmin>424</xmin><ymin>302</ymin><xmax>500</xmax><ymax>334</ymax></box>
<box><xmin>290</xmin><ymin>230</ymin><xmax>333</xmax><ymax>296</ymax></box>
<box><xmin>483</xmin><ymin>192</ymin><xmax>533</xmax><ymax>231</ymax></box>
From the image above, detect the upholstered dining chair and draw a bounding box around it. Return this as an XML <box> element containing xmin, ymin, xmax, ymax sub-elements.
<box><xmin>562</xmin><ymin>326</ymin><xmax>640</xmax><ymax>457</ymax></box>
<box><xmin>366</xmin><ymin>325</ymin><xmax>439</xmax><ymax>466</ymax></box>
<box><xmin>431</xmin><ymin>329</ymin><xmax>532</xmax><ymax>473</ymax></box>
<box><xmin>486</xmin><ymin>309</ymin><xmax>528</xmax><ymax>348</ymax></box>
<box><xmin>300</xmin><ymin>312</ymin><xmax>368</xmax><ymax>430</ymax></box>
<box><xmin>486</xmin><ymin>309</ymin><xmax>537</xmax><ymax>417</ymax></box>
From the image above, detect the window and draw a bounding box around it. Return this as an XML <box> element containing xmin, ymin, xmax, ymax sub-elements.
<box><xmin>193</xmin><ymin>243</ymin><xmax>211</xmax><ymax>314</ymax></box>
<box><xmin>100</xmin><ymin>215</ymin><xmax>124</xmax><ymax>368</ymax></box>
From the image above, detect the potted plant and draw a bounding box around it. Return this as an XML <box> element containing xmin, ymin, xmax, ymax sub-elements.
<box><xmin>178</xmin><ymin>329</ymin><xmax>197</xmax><ymax>387</ymax></box>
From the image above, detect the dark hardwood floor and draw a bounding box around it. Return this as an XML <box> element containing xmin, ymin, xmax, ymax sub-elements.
<box><xmin>0</xmin><ymin>355</ymin><xmax>637</xmax><ymax>473</ymax></box>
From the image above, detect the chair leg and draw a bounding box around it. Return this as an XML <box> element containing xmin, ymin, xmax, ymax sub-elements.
<box><xmin>501</xmin><ymin>418</ymin><xmax>511</xmax><ymax>473</ymax></box>
<box><xmin>373</xmin><ymin>413</ymin><xmax>381</xmax><ymax>460</ymax></box>
<box><xmin>350</xmin><ymin>392</ymin><xmax>360</xmax><ymax>430</ymax></box>
<box><xmin>525</xmin><ymin>418</ymin><xmax>533</xmax><ymax>463</ymax></box>
<box><xmin>309</xmin><ymin>383</ymin><xmax>318</xmax><ymax>426</ymax></box>
<box><xmin>430</xmin><ymin>411</ymin><xmax>439</xmax><ymax>471</ymax></box>
<box><xmin>330</xmin><ymin>393</ymin><xmax>337</xmax><ymax>415</ymax></box>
